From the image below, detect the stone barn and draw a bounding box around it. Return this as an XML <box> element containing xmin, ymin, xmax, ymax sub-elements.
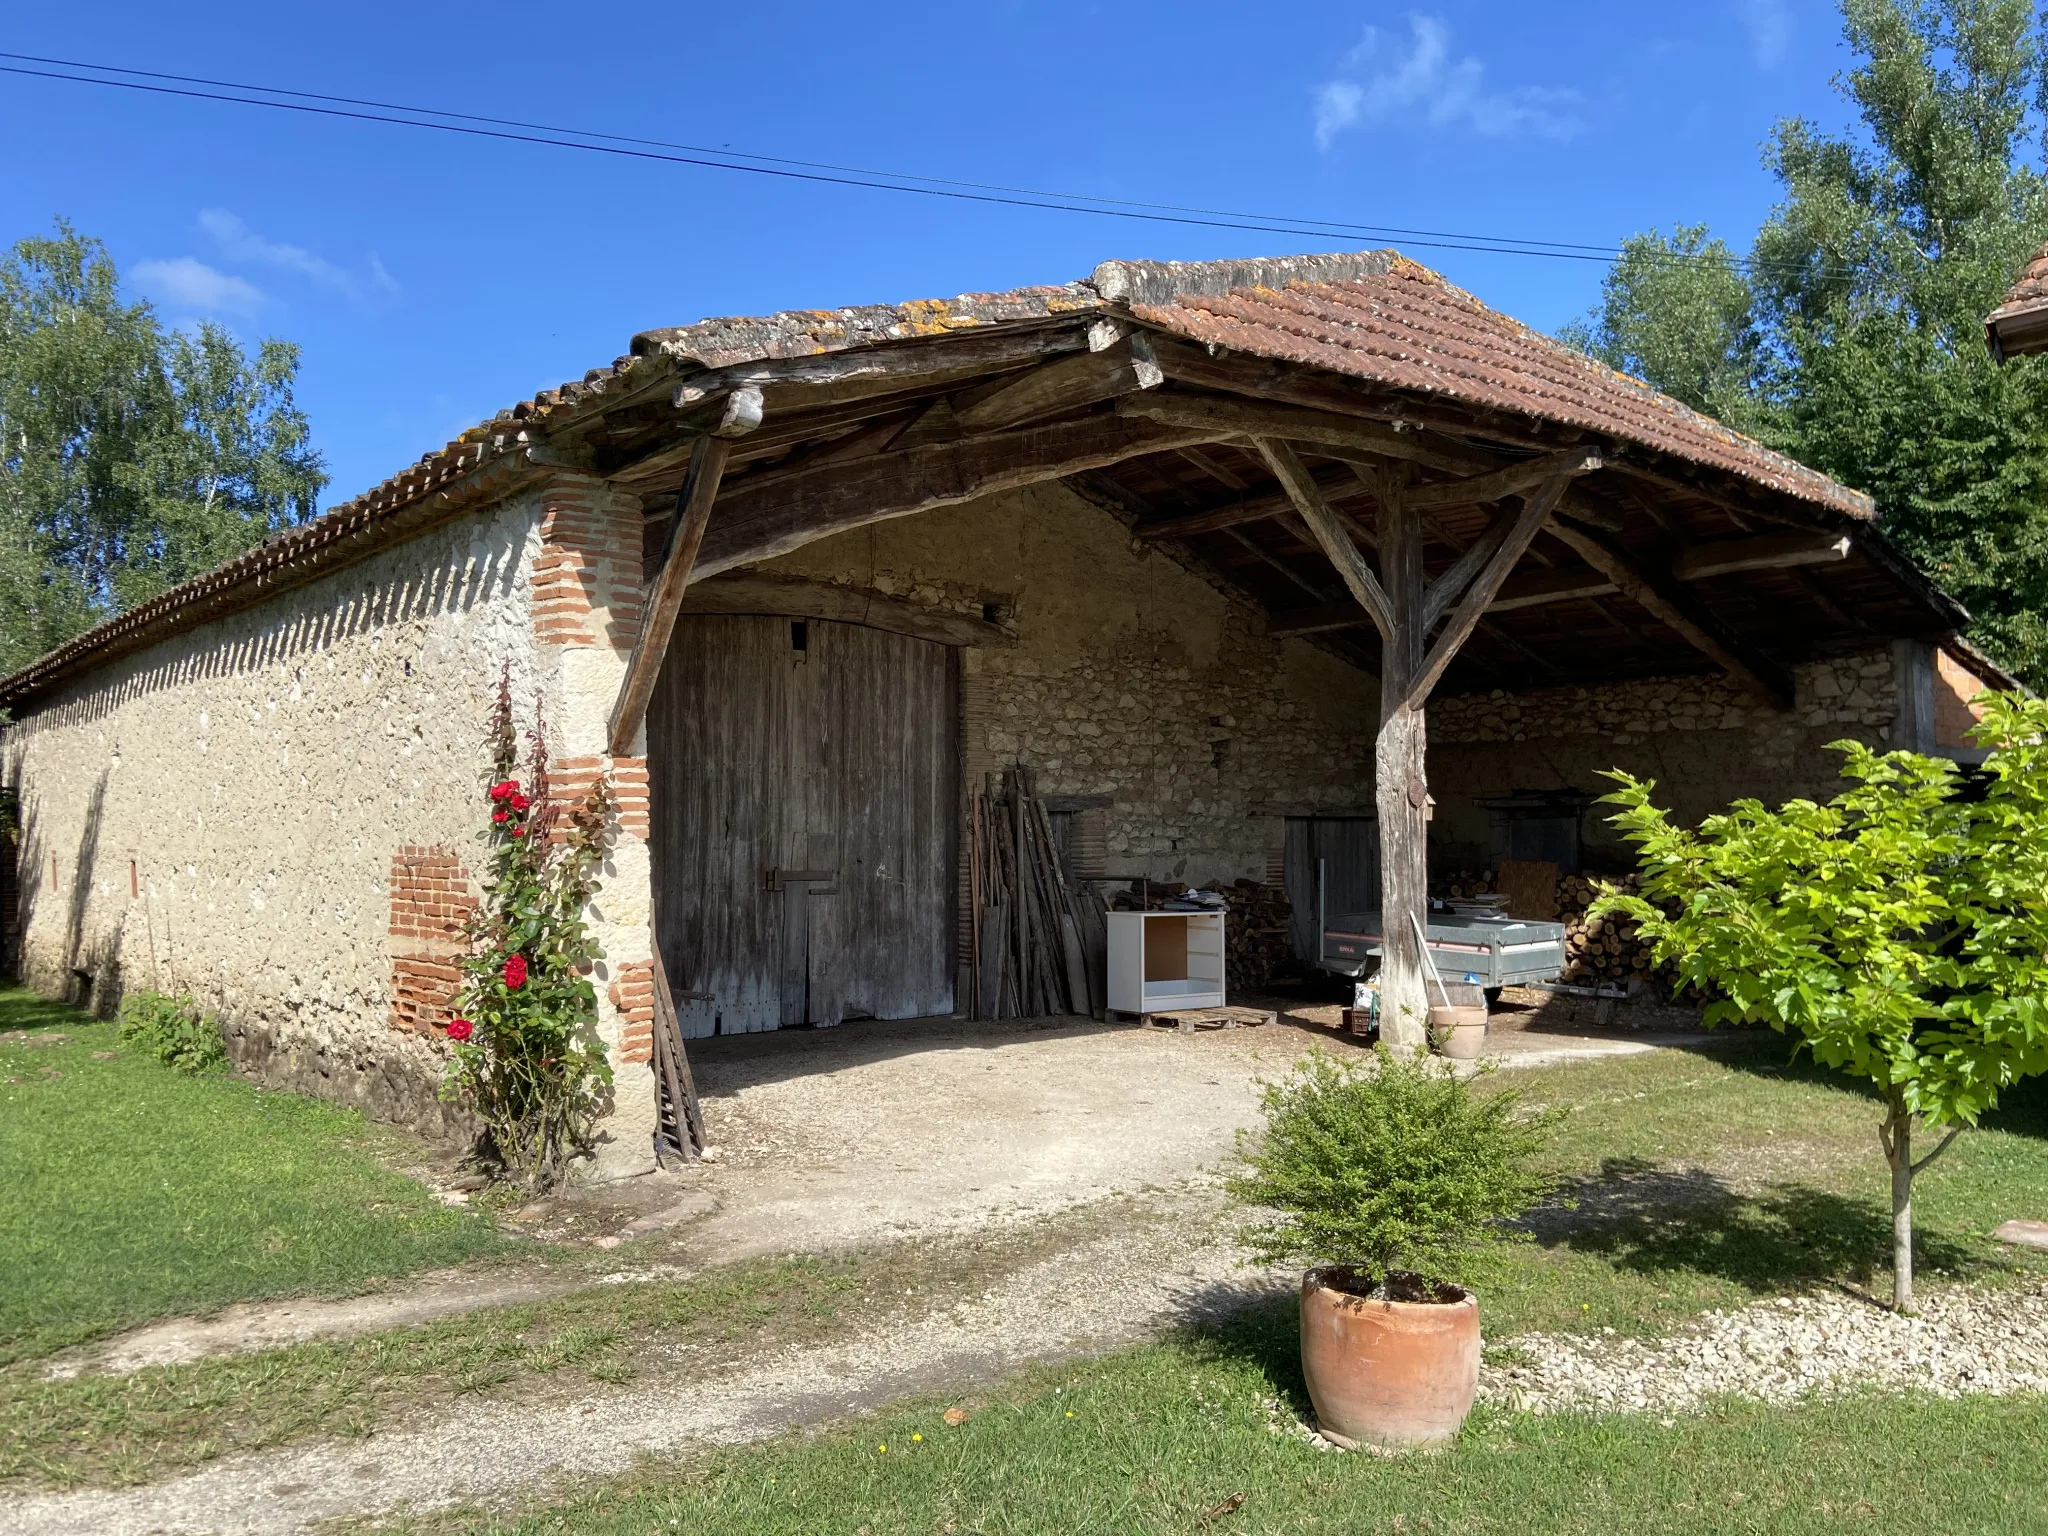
<box><xmin>0</xmin><ymin>248</ymin><xmax>2009</xmax><ymax>1178</ymax></box>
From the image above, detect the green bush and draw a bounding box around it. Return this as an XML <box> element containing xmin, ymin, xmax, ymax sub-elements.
<box><xmin>116</xmin><ymin>990</ymin><xmax>227</xmax><ymax>1074</ymax></box>
<box><xmin>1228</xmin><ymin>1048</ymin><xmax>1557</xmax><ymax>1289</ymax></box>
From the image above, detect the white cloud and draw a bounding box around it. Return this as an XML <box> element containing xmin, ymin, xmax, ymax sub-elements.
<box><xmin>197</xmin><ymin>209</ymin><xmax>400</xmax><ymax>302</ymax></box>
<box><xmin>1734</xmin><ymin>0</ymin><xmax>1792</xmax><ymax>68</ymax></box>
<box><xmin>131</xmin><ymin>257</ymin><xmax>267</xmax><ymax>319</ymax></box>
<box><xmin>1314</xmin><ymin>14</ymin><xmax>1585</xmax><ymax>149</ymax></box>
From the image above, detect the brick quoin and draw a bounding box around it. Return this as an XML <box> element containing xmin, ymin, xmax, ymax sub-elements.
<box><xmin>550</xmin><ymin>754</ymin><xmax>650</xmax><ymax>842</ymax></box>
<box><xmin>609</xmin><ymin>959</ymin><xmax>655</xmax><ymax>1065</ymax></box>
<box><xmin>388</xmin><ymin>846</ymin><xmax>477</xmax><ymax>1034</ymax></box>
<box><xmin>533</xmin><ymin>483</ymin><xmax>645</xmax><ymax>651</ymax></box>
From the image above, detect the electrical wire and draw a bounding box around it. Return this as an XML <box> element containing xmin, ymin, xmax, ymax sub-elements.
<box><xmin>0</xmin><ymin>50</ymin><xmax>1850</xmax><ymax>280</ymax></box>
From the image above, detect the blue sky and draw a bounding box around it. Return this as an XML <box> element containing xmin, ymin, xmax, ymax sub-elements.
<box><xmin>3</xmin><ymin>0</ymin><xmax>1854</xmax><ymax>508</ymax></box>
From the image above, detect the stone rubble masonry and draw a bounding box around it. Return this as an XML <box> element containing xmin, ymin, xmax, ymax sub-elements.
<box><xmin>754</xmin><ymin>481</ymin><xmax>1380</xmax><ymax>891</ymax></box>
<box><xmin>607</xmin><ymin>959</ymin><xmax>656</xmax><ymax>1066</ymax></box>
<box><xmin>386</xmin><ymin>846</ymin><xmax>476</xmax><ymax>1036</ymax></box>
<box><xmin>3</xmin><ymin>497</ymin><xmax>542</xmax><ymax>1141</ymax></box>
<box><xmin>1427</xmin><ymin>652</ymin><xmax>1898</xmax><ymax>745</ymax></box>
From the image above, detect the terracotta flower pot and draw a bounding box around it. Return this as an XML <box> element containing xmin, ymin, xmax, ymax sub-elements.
<box><xmin>1429</xmin><ymin>1004</ymin><xmax>1488</xmax><ymax>1060</ymax></box>
<box><xmin>1298</xmin><ymin>1267</ymin><xmax>1480</xmax><ymax>1449</ymax></box>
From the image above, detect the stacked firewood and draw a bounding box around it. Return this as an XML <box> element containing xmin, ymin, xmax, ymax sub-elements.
<box><xmin>970</xmin><ymin>767</ymin><xmax>1094</xmax><ymax>1019</ymax></box>
<box><xmin>1557</xmin><ymin>874</ymin><xmax>1670</xmax><ymax>989</ymax></box>
<box><xmin>1223</xmin><ymin>880</ymin><xmax>1294</xmax><ymax>992</ymax></box>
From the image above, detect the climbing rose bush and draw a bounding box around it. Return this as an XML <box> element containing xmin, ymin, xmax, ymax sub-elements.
<box><xmin>442</xmin><ymin>671</ymin><xmax>616</xmax><ymax>1189</ymax></box>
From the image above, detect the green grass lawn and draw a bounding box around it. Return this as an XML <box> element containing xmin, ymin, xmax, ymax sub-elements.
<box><xmin>0</xmin><ymin>987</ymin><xmax>500</xmax><ymax>1363</ymax></box>
<box><xmin>364</xmin><ymin>1310</ymin><xmax>2048</xmax><ymax>1535</ymax></box>
<box><xmin>1461</xmin><ymin>1034</ymin><xmax>2048</xmax><ymax>1337</ymax></box>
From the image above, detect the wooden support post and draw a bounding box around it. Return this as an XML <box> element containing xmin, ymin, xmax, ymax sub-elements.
<box><xmin>1371</xmin><ymin>465</ymin><xmax>1432</xmax><ymax>1055</ymax></box>
<box><xmin>606</xmin><ymin>390</ymin><xmax>760</xmax><ymax>756</ymax></box>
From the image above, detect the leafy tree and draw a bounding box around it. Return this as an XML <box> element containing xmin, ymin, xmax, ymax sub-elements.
<box><xmin>0</xmin><ymin>222</ymin><xmax>325</xmax><ymax>676</ymax></box>
<box><xmin>1596</xmin><ymin>691</ymin><xmax>2048</xmax><ymax>1313</ymax></box>
<box><xmin>1568</xmin><ymin>0</ymin><xmax>2048</xmax><ymax>684</ymax></box>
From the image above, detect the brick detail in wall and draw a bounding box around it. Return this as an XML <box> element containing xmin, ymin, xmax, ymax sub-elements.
<box><xmin>533</xmin><ymin>482</ymin><xmax>645</xmax><ymax>649</ymax></box>
<box><xmin>1934</xmin><ymin>649</ymin><xmax>1993</xmax><ymax>749</ymax></box>
<box><xmin>551</xmin><ymin>755</ymin><xmax>649</xmax><ymax>841</ymax></box>
<box><xmin>388</xmin><ymin>845</ymin><xmax>476</xmax><ymax>1035</ymax></box>
<box><xmin>608</xmin><ymin>959</ymin><xmax>655</xmax><ymax>1065</ymax></box>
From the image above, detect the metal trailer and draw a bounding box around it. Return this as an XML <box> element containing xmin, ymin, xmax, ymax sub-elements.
<box><xmin>1317</xmin><ymin>908</ymin><xmax>1569</xmax><ymax>994</ymax></box>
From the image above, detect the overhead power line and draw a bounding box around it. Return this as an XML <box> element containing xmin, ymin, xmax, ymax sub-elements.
<box><xmin>0</xmin><ymin>50</ymin><xmax>1849</xmax><ymax>282</ymax></box>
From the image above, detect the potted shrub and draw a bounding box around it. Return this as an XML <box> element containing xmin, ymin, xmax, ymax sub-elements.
<box><xmin>1229</xmin><ymin>1048</ymin><xmax>1557</xmax><ymax>1449</ymax></box>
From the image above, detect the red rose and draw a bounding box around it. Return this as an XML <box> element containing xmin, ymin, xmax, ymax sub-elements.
<box><xmin>511</xmin><ymin>825</ymin><xmax>527</xmax><ymax>839</ymax></box>
<box><xmin>504</xmin><ymin>954</ymin><xmax>528</xmax><ymax>990</ymax></box>
<box><xmin>510</xmin><ymin>793</ymin><xmax>530</xmax><ymax>812</ymax></box>
<box><xmin>490</xmin><ymin>779</ymin><xmax>520</xmax><ymax>802</ymax></box>
<box><xmin>447</xmin><ymin>1017</ymin><xmax>474</xmax><ymax>1042</ymax></box>
<box><xmin>492</xmin><ymin>809</ymin><xmax>508</xmax><ymax>824</ymax></box>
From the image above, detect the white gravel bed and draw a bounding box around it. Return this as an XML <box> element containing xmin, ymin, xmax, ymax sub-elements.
<box><xmin>1483</xmin><ymin>1280</ymin><xmax>2048</xmax><ymax>1414</ymax></box>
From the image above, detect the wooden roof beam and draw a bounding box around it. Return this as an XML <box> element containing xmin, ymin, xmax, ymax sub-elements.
<box><xmin>694</xmin><ymin>414</ymin><xmax>1229</xmax><ymax>579</ymax></box>
<box><xmin>1548</xmin><ymin>516</ymin><xmax>1794</xmax><ymax>708</ymax></box>
<box><xmin>1671</xmin><ymin>529</ymin><xmax>1852</xmax><ymax>581</ymax></box>
<box><xmin>1407</xmin><ymin>447</ymin><xmax>1604</xmax><ymax>510</ymax></box>
<box><xmin>1119</xmin><ymin>392</ymin><xmax>1495</xmax><ymax>478</ymax></box>
<box><xmin>952</xmin><ymin>335</ymin><xmax>1162</xmax><ymax>433</ymax></box>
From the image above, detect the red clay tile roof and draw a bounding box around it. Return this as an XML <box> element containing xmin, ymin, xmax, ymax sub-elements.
<box><xmin>1102</xmin><ymin>251</ymin><xmax>1872</xmax><ymax>521</ymax></box>
<box><xmin>1987</xmin><ymin>239</ymin><xmax>2048</xmax><ymax>358</ymax></box>
<box><xmin>1</xmin><ymin>249</ymin><xmax>1893</xmax><ymax>706</ymax></box>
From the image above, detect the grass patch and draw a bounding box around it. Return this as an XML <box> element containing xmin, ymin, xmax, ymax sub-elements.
<box><xmin>0</xmin><ymin>987</ymin><xmax>500</xmax><ymax>1364</ymax></box>
<box><xmin>349</xmin><ymin>1308</ymin><xmax>2048</xmax><ymax>1535</ymax></box>
<box><xmin>0</xmin><ymin>1197</ymin><xmax>1165</xmax><ymax>1490</ymax></box>
<box><xmin>1461</xmin><ymin>1035</ymin><xmax>2048</xmax><ymax>1338</ymax></box>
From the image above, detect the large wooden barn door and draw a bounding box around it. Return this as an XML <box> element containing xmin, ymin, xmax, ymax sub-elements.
<box><xmin>648</xmin><ymin>615</ymin><xmax>957</xmax><ymax>1037</ymax></box>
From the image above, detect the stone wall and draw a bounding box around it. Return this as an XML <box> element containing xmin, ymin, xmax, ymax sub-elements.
<box><xmin>755</xmin><ymin>480</ymin><xmax>1381</xmax><ymax>889</ymax></box>
<box><xmin>4</xmin><ymin>498</ymin><xmax>543</xmax><ymax>1137</ymax></box>
<box><xmin>1426</xmin><ymin>652</ymin><xmax>1900</xmax><ymax>869</ymax></box>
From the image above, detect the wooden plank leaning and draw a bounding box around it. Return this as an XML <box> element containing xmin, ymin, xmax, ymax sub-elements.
<box><xmin>649</xmin><ymin>945</ymin><xmax>707</xmax><ymax>1164</ymax></box>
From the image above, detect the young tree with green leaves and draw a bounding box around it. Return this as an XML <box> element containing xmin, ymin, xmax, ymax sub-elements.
<box><xmin>1597</xmin><ymin>692</ymin><xmax>2048</xmax><ymax>1313</ymax></box>
<box><xmin>1569</xmin><ymin>0</ymin><xmax>2048</xmax><ymax>684</ymax></box>
<box><xmin>0</xmin><ymin>222</ymin><xmax>326</xmax><ymax>676</ymax></box>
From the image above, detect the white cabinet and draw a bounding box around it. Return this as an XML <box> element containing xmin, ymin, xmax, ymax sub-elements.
<box><xmin>1107</xmin><ymin>911</ymin><xmax>1227</xmax><ymax>1014</ymax></box>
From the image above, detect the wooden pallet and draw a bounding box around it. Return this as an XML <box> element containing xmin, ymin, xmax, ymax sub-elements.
<box><xmin>1129</xmin><ymin>1005</ymin><xmax>1276</xmax><ymax>1033</ymax></box>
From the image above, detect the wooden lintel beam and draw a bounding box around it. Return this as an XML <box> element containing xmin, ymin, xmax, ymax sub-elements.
<box><xmin>1253</xmin><ymin>438</ymin><xmax>1393</xmax><ymax>639</ymax></box>
<box><xmin>1548</xmin><ymin>517</ymin><xmax>1794</xmax><ymax>708</ymax></box>
<box><xmin>679</xmin><ymin>572</ymin><xmax>1017</xmax><ymax>648</ymax></box>
<box><xmin>1407</xmin><ymin>447</ymin><xmax>1603</xmax><ymax>510</ymax></box>
<box><xmin>952</xmin><ymin>336</ymin><xmax>1162</xmax><ymax>433</ymax></box>
<box><xmin>1671</xmin><ymin>529</ymin><xmax>1852</xmax><ymax>582</ymax></box>
<box><xmin>1119</xmin><ymin>393</ymin><xmax>1494</xmax><ymax>477</ymax></box>
<box><xmin>693</xmin><ymin>415</ymin><xmax>1227</xmax><ymax>579</ymax></box>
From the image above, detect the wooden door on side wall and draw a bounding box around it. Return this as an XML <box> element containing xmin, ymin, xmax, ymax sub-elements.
<box><xmin>648</xmin><ymin>615</ymin><xmax>957</xmax><ymax>1037</ymax></box>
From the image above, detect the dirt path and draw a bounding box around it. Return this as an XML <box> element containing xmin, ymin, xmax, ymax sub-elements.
<box><xmin>0</xmin><ymin>1188</ymin><xmax>1269</xmax><ymax>1536</ymax></box>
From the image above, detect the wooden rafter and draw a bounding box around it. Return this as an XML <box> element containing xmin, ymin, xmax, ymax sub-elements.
<box><xmin>952</xmin><ymin>336</ymin><xmax>1162</xmax><ymax>433</ymax></box>
<box><xmin>1407</xmin><ymin>476</ymin><xmax>1572</xmax><ymax>705</ymax></box>
<box><xmin>1407</xmin><ymin>447</ymin><xmax>1603</xmax><ymax>510</ymax></box>
<box><xmin>1120</xmin><ymin>393</ymin><xmax>1492</xmax><ymax>477</ymax></box>
<box><xmin>1548</xmin><ymin>517</ymin><xmax>1794</xmax><ymax>707</ymax></box>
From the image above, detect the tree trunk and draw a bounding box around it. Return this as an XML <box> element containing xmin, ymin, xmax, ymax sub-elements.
<box><xmin>1375</xmin><ymin>477</ymin><xmax>1429</xmax><ymax>1055</ymax></box>
<box><xmin>1883</xmin><ymin>1087</ymin><xmax>1916</xmax><ymax>1315</ymax></box>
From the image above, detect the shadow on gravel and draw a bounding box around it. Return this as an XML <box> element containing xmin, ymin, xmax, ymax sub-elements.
<box><xmin>1524</xmin><ymin>1156</ymin><xmax>1978</xmax><ymax>1297</ymax></box>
